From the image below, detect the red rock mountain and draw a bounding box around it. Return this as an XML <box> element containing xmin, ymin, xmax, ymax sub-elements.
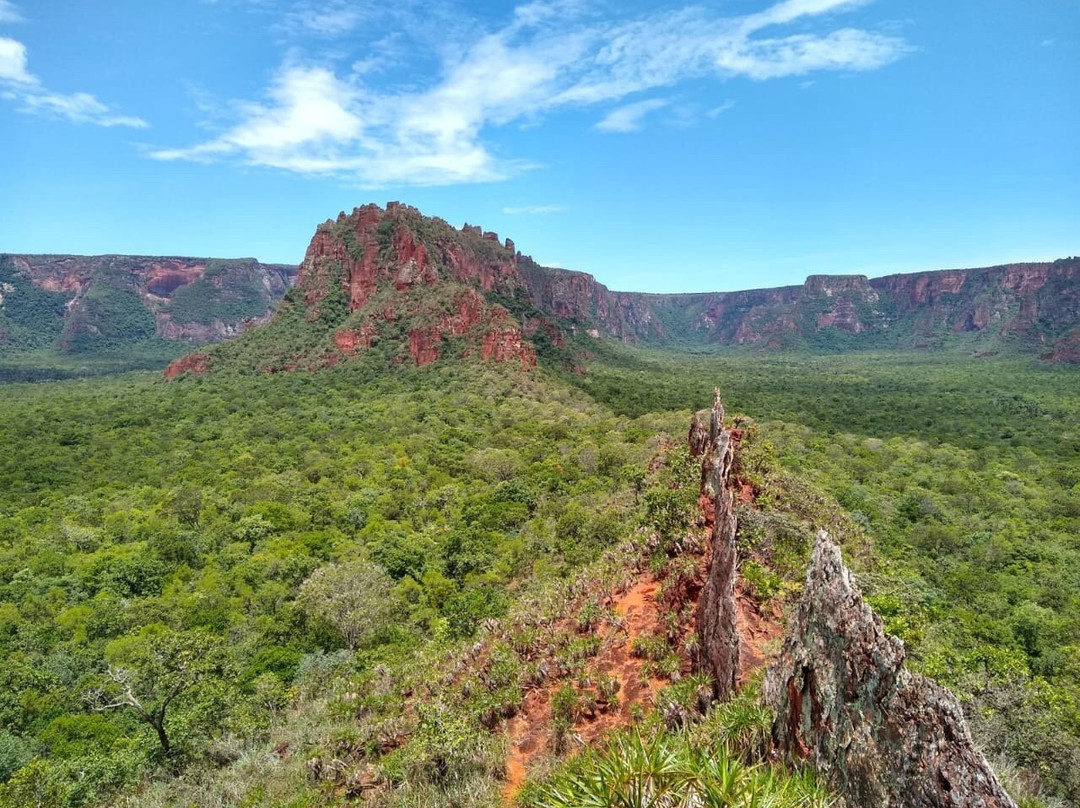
<box><xmin>0</xmin><ymin>253</ymin><xmax>296</xmax><ymax>353</ymax></box>
<box><xmin>159</xmin><ymin>203</ymin><xmax>1080</xmax><ymax>376</ymax></box>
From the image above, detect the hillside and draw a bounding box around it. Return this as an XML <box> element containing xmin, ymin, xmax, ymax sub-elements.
<box><xmin>2</xmin><ymin>204</ymin><xmax>1079</xmax><ymax>808</ymax></box>
<box><xmin>0</xmin><ymin>254</ymin><xmax>297</xmax><ymax>374</ymax></box>
<box><xmin>159</xmin><ymin>203</ymin><xmax>1080</xmax><ymax>379</ymax></box>
<box><xmin>1</xmin><ymin>353</ymin><xmax>1076</xmax><ymax>808</ymax></box>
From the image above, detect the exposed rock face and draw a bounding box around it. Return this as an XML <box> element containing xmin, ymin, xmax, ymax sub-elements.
<box><xmin>764</xmin><ymin>531</ymin><xmax>1017</xmax><ymax>808</ymax></box>
<box><xmin>694</xmin><ymin>389</ymin><xmax>740</xmax><ymax>701</ymax></box>
<box><xmin>0</xmin><ymin>253</ymin><xmax>297</xmax><ymax>351</ymax></box>
<box><xmin>163</xmin><ymin>352</ymin><xmax>212</xmax><ymax>378</ymax></box>
<box><xmin>522</xmin><ymin>258</ymin><xmax>1080</xmax><ymax>357</ymax></box>
<box><xmin>299</xmin><ymin>203</ymin><xmax>525</xmax><ymax>317</ymax></box>
<box><xmin>182</xmin><ymin>203</ymin><xmax>551</xmax><ymax>374</ymax></box>
<box><xmin>1046</xmin><ymin>327</ymin><xmax>1080</xmax><ymax>363</ymax></box>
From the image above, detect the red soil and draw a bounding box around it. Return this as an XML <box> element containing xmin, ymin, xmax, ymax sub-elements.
<box><xmin>502</xmin><ymin>576</ymin><xmax>668</xmax><ymax>804</ymax></box>
<box><xmin>500</xmin><ymin>431</ymin><xmax>782</xmax><ymax>805</ymax></box>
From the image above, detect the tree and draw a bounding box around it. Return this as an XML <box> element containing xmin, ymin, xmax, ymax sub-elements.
<box><xmin>296</xmin><ymin>560</ymin><xmax>396</xmax><ymax>650</ymax></box>
<box><xmin>85</xmin><ymin>627</ymin><xmax>229</xmax><ymax>756</ymax></box>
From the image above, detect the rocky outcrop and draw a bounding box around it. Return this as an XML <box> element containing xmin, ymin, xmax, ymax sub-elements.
<box><xmin>181</xmin><ymin>203</ymin><xmax>547</xmax><ymax>374</ymax></box>
<box><xmin>694</xmin><ymin>389</ymin><xmax>739</xmax><ymax>701</ymax></box>
<box><xmin>300</xmin><ymin>203</ymin><xmax>525</xmax><ymax>316</ymax></box>
<box><xmin>764</xmin><ymin>531</ymin><xmax>1017</xmax><ymax>808</ymax></box>
<box><xmin>0</xmin><ymin>253</ymin><xmax>297</xmax><ymax>351</ymax></box>
<box><xmin>163</xmin><ymin>352</ymin><xmax>212</xmax><ymax>378</ymax></box>
<box><xmin>521</xmin><ymin>258</ymin><xmax>1080</xmax><ymax>357</ymax></box>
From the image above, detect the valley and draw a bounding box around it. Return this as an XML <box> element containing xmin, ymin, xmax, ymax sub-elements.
<box><xmin>0</xmin><ymin>341</ymin><xmax>1076</xmax><ymax>806</ymax></box>
<box><xmin>0</xmin><ymin>204</ymin><xmax>1077</xmax><ymax>808</ymax></box>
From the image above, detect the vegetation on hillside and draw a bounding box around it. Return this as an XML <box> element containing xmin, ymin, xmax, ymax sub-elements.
<box><xmin>165</xmin><ymin>260</ymin><xmax>281</xmax><ymax>326</ymax></box>
<box><xmin>0</xmin><ymin>346</ymin><xmax>1075</xmax><ymax>806</ymax></box>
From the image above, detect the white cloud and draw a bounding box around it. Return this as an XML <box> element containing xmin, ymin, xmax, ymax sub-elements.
<box><xmin>282</xmin><ymin>0</ymin><xmax>366</xmax><ymax>36</ymax></box>
<box><xmin>0</xmin><ymin>34</ymin><xmax>147</xmax><ymax>127</ymax></box>
<box><xmin>596</xmin><ymin>98</ymin><xmax>669</xmax><ymax>133</ymax></box>
<box><xmin>502</xmin><ymin>205</ymin><xmax>566</xmax><ymax>214</ymax></box>
<box><xmin>20</xmin><ymin>91</ymin><xmax>148</xmax><ymax>128</ymax></box>
<box><xmin>151</xmin><ymin>0</ymin><xmax>911</xmax><ymax>185</ymax></box>
<box><xmin>0</xmin><ymin>36</ymin><xmax>33</xmax><ymax>84</ymax></box>
<box><xmin>706</xmin><ymin>100</ymin><xmax>736</xmax><ymax>118</ymax></box>
<box><xmin>0</xmin><ymin>1</ymin><xmax>22</xmax><ymax>24</ymax></box>
<box><xmin>152</xmin><ymin>66</ymin><xmax>359</xmax><ymax>166</ymax></box>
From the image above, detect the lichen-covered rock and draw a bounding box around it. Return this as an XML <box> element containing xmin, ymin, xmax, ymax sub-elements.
<box><xmin>764</xmin><ymin>530</ymin><xmax>1017</xmax><ymax>808</ymax></box>
<box><xmin>695</xmin><ymin>388</ymin><xmax>739</xmax><ymax>701</ymax></box>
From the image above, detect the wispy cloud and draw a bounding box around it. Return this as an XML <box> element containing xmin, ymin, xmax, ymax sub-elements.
<box><xmin>281</xmin><ymin>0</ymin><xmax>367</xmax><ymax>37</ymax></box>
<box><xmin>0</xmin><ymin>1</ymin><xmax>22</xmax><ymax>24</ymax></box>
<box><xmin>596</xmin><ymin>98</ymin><xmax>669</xmax><ymax>133</ymax></box>
<box><xmin>707</xmin><ymin>100</ymin><xmax>737</xmax><ymax>118</ymax></box>
<box><xmin>20</xmin><ymin>91</ymin><xmax>149</xmax><ymax>128</ymax></box>
<box><xmin>151</xmin><ymin>0</ymin><xmax>911</xmax><ymax>185</ymax></box>
<box><xmin>502</xmin><ymin>204</ymin><xmax>566</xmax><ymax>214</ymax></box>
<box><xmin>0</xmin><ymin>28</ymin><xmax>147</xmax><ymax>128</ymax></box>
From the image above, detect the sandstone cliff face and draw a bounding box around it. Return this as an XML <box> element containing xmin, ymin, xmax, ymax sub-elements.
<box><xmin>764</xmin><ymin>531</ymin><xmax>1017</xmax><ymax>808</ymax></box>
<box><xmin>297</xmin><ymin>203</ymin><xmax>537</xmax><ymax>369</ymax></box>
<box><xmin>516</xmin><ymin>262</ymin><xmax>667</xmax><ymax>342</ymax></box>
<box><xmin>300</xmin><ymin>202</ymin><xmax>525</xmax><ymax>315</ymax></box>
<box><xmin>692</xmin><ymin>390</ymin><xmax>740</xmax><ymax>701</ymax></box>
<box><xmin>521</xmin><ymin>258</ymin><xmax>1080</xmax><ymax>358</ymax></box>
<box><xmin>0</xmin><ymin>253</ymin><xmax>297</xmax><ymax>350</ymax></box>
<box><xmin>165</xmin><ymin>202</ymin><xmax>544</xmax><ymax>375</ymax></box>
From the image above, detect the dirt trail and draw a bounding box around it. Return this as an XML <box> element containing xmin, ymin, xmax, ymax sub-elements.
<box><xmin>501</xmin><ymin>430</ymin><xmax>782</xmax><ymax>804</ymax></box>
<box><xmin>502</xmin><ymin>576</ymin><xmax>665</xmax><ymax>804</ymax></box>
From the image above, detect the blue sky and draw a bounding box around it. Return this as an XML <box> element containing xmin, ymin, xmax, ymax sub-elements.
<box><xmin>0</xmin><ymin>0</ymin><xmax>1076</xmax><ymax>292</ymax></box>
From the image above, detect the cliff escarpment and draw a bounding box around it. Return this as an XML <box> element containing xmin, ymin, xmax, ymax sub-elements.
<box><xmin>154</xmin><ymin>201</ymin><xmax>1078</xmax><ymax>376</ymax></box>
<box><xmin>0</xmin><ymin>253</ymin><xmax>296</xmax><ymax>353</ymax></box>
<box><xmin>526</xmin><ymin>258</ymin><xmax>1080</xmax><ymax>356</ymax></box>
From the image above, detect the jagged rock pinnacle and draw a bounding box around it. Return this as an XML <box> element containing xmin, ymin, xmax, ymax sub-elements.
<box><xmin>694</xmin><ymin>389</ymin><xmax>739</xmax><ymax>701</ymax></box>
<box><xmin>764</xmin><ymin>530</ymin><xmax>1018</xmax><ymax>808</ymax></box>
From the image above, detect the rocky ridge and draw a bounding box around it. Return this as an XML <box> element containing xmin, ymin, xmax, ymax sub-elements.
<box><xmin>689</xmin><ymin>396</ymin><xmax>1017</xmax><ymax>807</ymax></box>
<box><xmin>763</xmin><ymin>530</ymin><xmax>1017</xmax><ymax>808</ymax></box>
<box><xmin>690</xmin><ymin>390</ymin><xmax>740</xmax><ymax>701</ymax></box>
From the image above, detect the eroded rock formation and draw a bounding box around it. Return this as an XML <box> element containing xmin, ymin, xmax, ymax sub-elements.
<box><xmin>150</xmin><ymin>201</ymin><xmax>1079</xmax><ymax>375</ymax></box>
<box><xmin>694</xmin><ymin>388</ymin><xmax>740</xmax><ymax>701</ymax></box>
<box><xmin>289</xmin><ymin>204</ymin><xmax>540</xmax><ymax>370</ymax></box>
<box><xmin>764</xmin><ymin>530</ymin><xmax>1017</xmax><ymax>808</ymax></box>
<box><xmin>0</xmin><ymin>253</ymin><xmax>296</xmax><ymax>351</ymax></box>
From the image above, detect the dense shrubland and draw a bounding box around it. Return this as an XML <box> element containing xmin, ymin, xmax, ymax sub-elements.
<box><xmin>0</xmin><ymin>348</ymin><xmax>1076</xmax><ymax>806</ymax></box>
<box><xmin>0</xmin><ymin>362</ymin><xmax>677</xmax><ymax>806</ymax></box>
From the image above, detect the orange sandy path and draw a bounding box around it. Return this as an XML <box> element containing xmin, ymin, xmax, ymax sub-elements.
<box><xmin>501</xmin><ymin>576</ymin><xmax>664</xmax><ymax>804</ymax></box>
